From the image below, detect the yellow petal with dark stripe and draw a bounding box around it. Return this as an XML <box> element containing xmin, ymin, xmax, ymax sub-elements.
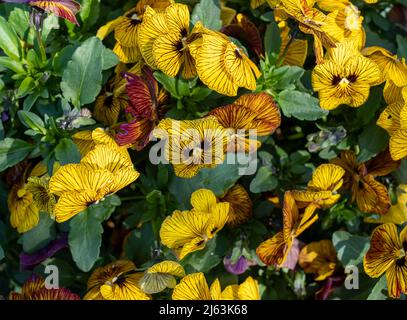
<box><xmin>172</xmin><ymin>273</ymin><xmax>212</xmax><ymax>300</ymax></box>
<box><xmin>364</xmin><ymin>223</ymin><xmax>402</xmax><ymax>278</ymax></box>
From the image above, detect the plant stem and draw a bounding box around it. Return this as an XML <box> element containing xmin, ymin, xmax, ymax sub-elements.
<box><xmin>36</xmin><ymin>28</ymin><xmax>47</xmax><ymax>62</ymax></box>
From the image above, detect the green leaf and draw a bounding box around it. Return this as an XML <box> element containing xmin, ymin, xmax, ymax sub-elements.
<box><xmin>250</xmin><ymin>166</ymin><xmax>278</xmax><ymax>193</ymax></box>
<box><xmin>68</xmin><ymin>195</ymin><xmax>120</xmax><ymax>272</ymax></box>
<box><xmin>181</xmin><ymin>236</ymin><xmax>221</xmax><ymax>272</ymax></box>
<box><xmin>277</xmin><ymin>90</ymin><xmax>328</xmax><ymax>121</ymax></box>
<box><xmin>0</xmin><ymin>138</ymin><xmax>34</xmax><ymax>172</ymax></box>
<box><xmin>357</xmin><ymin>123</ymin><xmax>388</xmax><ymax>163</ymax></box>
<box><xmin>17</xmin><ymin>110</ymin><xmax>46</xmax><ymax>134</ymax></box>
<box><xmin>270</xmin><ymin>66</ymin><xmax>305</xmax><ymax>91</ymax></box>
<box><xmin>61</xmin><ymin>37</ymin><xmax>105</xmax><ymax>108</ymax></box>
<box><xmin>53</xmin><ymin>44</ymin><xmax>79</xmax><ymax>76</ymax></box>
<box><xmin>168</xmin><ymin>160</ymin><xmax>241</xmax><ymax>209</ymax></box>
<box><xmin>332</xmin><ymin>231</ymin><xmax>370</xmax><ymax>267</ymax></box>
<box><xmin>191</xmin><ymin>0</ymin><xmax>222</xmax><ymax>31</ymax></box>
<box><xmin>0</xmin><ymin>245</ymin><xmax>4</xmax><ymax>261</ymax></box>
<box><xmin>8</xmin><ymin>7</ymin><xmax>34</xmax><ymax>44</ymax></box>
<box><xmin>17</xmin><ymin>77</ymin><xmax>36</xmax><ymax>98</ymax></box>
<box><xmin>144</xmin><ymin>190</ymin><xmax>166</xmax><ymax>223</ymax></box>
<box><xmin>0</xmin><ymin>57</ymin><xmax>25</xmax><ymax>73</ymax></box>
<box><xmin>264</xmin><ymin>20</ymin><xmax>281</xmax><ymax>56</ymax></box>
<box><xmin>124</xmin><ymin>223</ymin><xmax>156</xmax><ymax>266</ymax></box>
<box><xmin>397</xmin><ymin>35</ymin><xmax>407</xmax><ymax>59</ymax></box>
<box><xmin>22</xmin><ymin>213</ymin><xmax>56</xmax><ymax>254</ymax></box>
<box><xmin>367</xmin><ymin>276</ymin><xmax>388</xmax><ymax>300</ymax></box>
<box><xmin>154</xmin><ymin>71</ymin><xmax>190</xmax><ymax>99</ymax></box>
<box><xmin>79</xmin><ymin>0</ymin><xmax>100</xmax><ymax>31</ymax></box>
<box><xmin>0</xmin><ymin>16</ymin><xmax>21</xmax><ymax>60</ymax></box>
<box><xmin>190</xmin><ymin>87</ymin><xmax>212</xmax><ymax>102</ymax></box>
<box><xmin>102</xmin><ymin>48</ymin><xmax>119</xmax><ymax>70</ymax></box>
<box><xmin>354</xmin><ymin>87</ymin><xmax>382</xmax><ymax>128</ymax></box>
<box><xmin>54</xmin><ymin>138</ymin><xmax>81</xmax><ymax>165</ymax></box>
<box><xmin>42</xmin><ymin>14</ymin><xmax>59</xmax><ymax>42</ymax></box>
<box><xmin>23</xmin><ymin>90</ymin><xmax>41</xmax><ymax>111</ymax></box>
<box><xmin>26</xmin><ymin>49</ymin><xmax>43</xmax><ymax>69</ymax></box>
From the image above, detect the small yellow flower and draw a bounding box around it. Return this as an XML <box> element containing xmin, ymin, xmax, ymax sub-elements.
<box><xmin>153</xmin><ymin>116</ymin><xmax>227</xmax><ymax>178</ymax></box>
<box><xmin>362</xmin><ymin>46</ymin><xmax>407</xmax><ymax>87</ymax></box>
<box><xmin>172</xmin><ymin>272</ymin><xmax>260</xmax><ymax>300</ymax></box>
<box><xmin>364</xmin><ymin>223</ymin><xmax>407</xmax><ymax>298</ymax></box>
<box><xmin>26</xmin><ymin>175</ymin><xmax>56</xmax><ymax>216</ymax></box>
<box><xmin>292</xmin><ymin>163</ymin><xmax>345</xmax><ymax>209</ymax></box>
<box><xmin>312</xmin><ymin>40</ymin><xmax>381</xmax><ymax>110</ymax></box>
<box><xmin>97</xmin><ymin>0</ymin><xmax>171</xmax><ymax>63</ymax></box>
<box><xmin>49</xmin><ymin>130</ymin><xmax>139</xmax><ymax>222</ymax></box>
<box><xmin>299</xmin><ymin>240</ymin><xmax>337</xmax><ymax>281</ymax></box>
<box><xmin>279</xmin><ymin>24</ymin><xmax>308</xmax><ymax>67</ymax></box>
<box><xmin>279</xmin><ymin>0</ymin><xmax>336</xmax><ymax>64</ymax></box>
<box><xmin>218</xmin><ymin>184</ymin><xmax>252</xmax><ymax>227</ymax></box>
<box><xmin>331</xmin><ymin>150</ymin><xmax>398</xmax><ymax>214</ymax></box>
<box><xmin>365</xmin><ymin>185</ymin><xmax>407</xmax><ymax>225</ymax></box>
<box><xmin>190</xmin><ymin>29</ymin><xmax>261</xmax><ymax>96</ymax></box>
<box><xmin>256</xmin><ymin>191</ymin><xmax>319</xmax><ymax>266</ymax></box>
<box><xmin>160</xmin><ymin>189</ymin><xmax>229</xmax><ymax>260</ymax></box>
<box><xmin>323</xmin><ymin>4</ymin><xmax>365</xmax><ymax>49</ymax></box>
<box><xmin>8</xmin><ymin>184</ymin><xmax>39</xmax><ymax>233</ymax></box>
<box><xmin>84</xmin><ymin>260</ymin><xmax>150</xmax><ymax>300</ymax></box>
<box><xmin>208</xmin><ymin>92</ymin><xmax>281</xmax><ymax>153</ymax></box>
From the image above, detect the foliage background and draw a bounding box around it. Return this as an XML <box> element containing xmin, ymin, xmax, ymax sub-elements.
<box><xmin>0</xmin><ymin>0</ymin><xmax>407</xmax><ymax>300</ymax></box>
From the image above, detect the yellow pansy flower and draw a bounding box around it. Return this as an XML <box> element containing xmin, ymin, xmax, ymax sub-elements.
<box><xmin>8</xmin><ymin>183</ymin><xmax>40</xmax><ymax>233</ymax></box>
<box><xmin>153</xmin><ymin>116</ymin><xmax>227</xmax><ymax>178</ymax></box>
<box><xmin>208</xmin><ymin>92</ymin><xmax>281</xmax><ymax>153</ymax></box>
<box><xmin>323</xmin><ymin>4</ymin><xmax>365</xmax><ymax>49</ymax></box>
<box><xmin>49</xmin><ymin>139</ymin><xmax>139</xmax><ymax>222</ymax></box>
<box><xmin>84</xmin><ymin>260</ymin><xmax>150</xmax><ymax>300</ymax></box>
<box><xmin>219</xmin><ymin>276</ymin><xmax>261</xmax><ymax>300</ymax></box>
<box><xmin>191</xmin><ymin>29</ymin><xmax>261</xmax><ymax>96</ymax></box>
<box><xmin>383</xmin><ymin>80</ymin><xmax>407</xmax><ymax>105</ymax></box>
<box><xmin>160</xmin><ymin>189</ymin><xmax>229</xmax><ymax>260</ymax></box>
<box><xmin>218</xmin><ymin>184</ymin><xmax>253</xmax><ymax>227</ymax></box>
<box><xmin>279</xmin><ymin>24</ymin><xmax>308</xmax><ymax>67</ymax></box>
<box><xmin>364</xmin><ymin>223</ymin><xmax>407</xmax><ymax>298</ymax></box>
<box><xmin>97</xmin><ymin>0</ymin><xmax>171</xmax><ymax>63</ymax></box>
<box><xmin>256</xmin><ymin>191</ymin><xmax>319</xmax><ymax>266</ymax></box>
<box><xmin>73</xmin><ymin>127</ymin><xmax>131</xmax><ymax>158</ymax></box>
<box><xmin>365</xmin><ymin>185</ymin><xmax>407</xmax><ymax>225</ymax></box>
<box><xmin>292</xmin><ymin>163</ymin><xmax>345</xmax><ymax>209</ymax></box>
<box><xmin>137</xmin><ymin>3</ymin><xmax>198</xmax><ymax>78</ymax></box>
<box><xmin>26</xmin><ymin>175</ymin><xmax>56</xmax><ymax>216</ymax></box>
<box><xmin>362</xmin><ymin>46</ymin><xmax>407</xmax><ymax>87</ymax></box>
<box><xmin>172</xmin><ymin>272</ymin><xmax>260</xmax><ymax>300</ymax></box>
<box><xmin>172</xmin><ymin>272</ymin><xmax>218</xmax><ymax>300</ymax></box>
<box><xmin>312</xmin><ymin>40</ymin><xmax>381</xmax><ymax>110</ymax></box>
<box><xmin>278</xmin><ymin>0</ymin><xmax>336</xmax><ymax>64</ymax></box>
<box><xmin>331</xmin><ymin>150</ymin><xmax>399</xmax><ymax>214</ymax></box>
<box><xmin>299</xmin><ymin>240</ymin><xmax>337</xmax><ymax>281</ymax></box>
<box><xmin>93</xmin><ymin>70</ymin><xmax>128</xmax><ymax>127</ymax></box>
